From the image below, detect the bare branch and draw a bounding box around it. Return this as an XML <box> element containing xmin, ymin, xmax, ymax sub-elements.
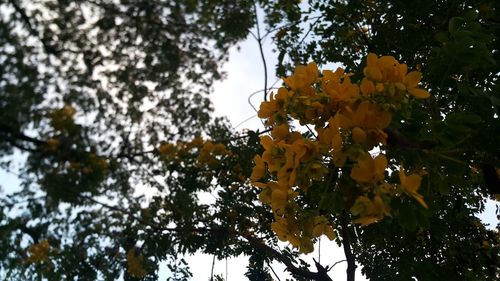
<box><xmin>252</xmin><ymin>1</ymin><xmax>268</xmax><ymax>102</ymax></box>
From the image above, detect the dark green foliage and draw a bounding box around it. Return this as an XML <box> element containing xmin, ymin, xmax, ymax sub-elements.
<box><xmin>265</xmin><ymin>0</ymin><xmax>500</xmax><ymax>280</ymax></box>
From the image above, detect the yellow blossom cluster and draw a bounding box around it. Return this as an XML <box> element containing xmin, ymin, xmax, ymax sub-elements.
<box><xmin>127</xmin><ymin>248</ymin><xmax>147</xmax><ymax>278</ymax></box>
<box><xmin>25</xmin><ymin>240</ymin><xmax>50</xmax><ymax>264</ymax></box>
<box><xmin>252</xmin><ymin>53</ymin><xmax>430</xmax><ymax>253</ymax></box>
<box><xmin>158</xmin><ymin>137</ymin><xmax>231</xmax><ymax>167</ymax></box>
<box><xmin>49</xmin><ymin>105</ymin><xmax>77</xmax><ymax>132</ymax></box>
<box><xmin>68</xmin><ymin>153</ymin><xmax>109</xmax><ymax>175</ymax></box>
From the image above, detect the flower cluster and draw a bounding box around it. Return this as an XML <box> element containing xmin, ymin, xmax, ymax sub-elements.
<box><xmin>127</xmin><ymin>248</ymin><xmax>147</xmax><ymax>278</ymax></box>
<box><xmin>252</xmin><ymin>53</ymin><xmax>430</xmax><ymax>253</ymax></box>
<box><xmin>25</xmin><ymin>240</ymin><xmax>51</xmax><ymax>264</ymax></box>
<box><xmin>158</xmin><ymin>137</ymin><xmax>231</xmax><ymax>167</ymax></box>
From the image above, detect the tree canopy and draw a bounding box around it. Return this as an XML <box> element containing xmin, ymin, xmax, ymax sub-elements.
<box><xmin>1</xmin><ymin>0</ymin><xmax>499</xmax><ymax>280</ymax></box>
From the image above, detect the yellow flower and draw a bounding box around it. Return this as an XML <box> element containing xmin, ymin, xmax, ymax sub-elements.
<box><xmin>283</xmin><ymin>62</ymin><xmax>318</xmax><ymax>90</ymax></box>
<box><xmin>363</xmin><ymin>53</ymin><xmax>430</xmax><ymax>99</ymax></box>
<box><xmin>312</xmin><ymin>216</ymin><xmax>336</xmax><ymax>240</ymax></box>
<box><xmin>360</xmin><ymin>77</ymin><xmax>375</xmax><ymax>95</ymax></box>
<box><xmin>322</xmin><ymin>68</ymin><xmax>359</xmax><ymax>103</ymax></box>
<box><xmin>271</xmin><ymin>123</ymin><xmax>290</xmax><ymax>140</ymax></box>
<box><xmin>250</xmin><ymin>155</ymin><xmax>266</xmax><ymax>182</ymax></box>
<box><xmin>352</xmin><ymin>127</ymin><xmax>367</xmax><ymax>143</ymax></box>
<box><xmin>350</xmin><ymin>154</ymin><xmax>387</xmax><ymax>184</ymax></box>
<box><xmin>336</xmin><ymin>101</ymin><xmax>392</xmax><ymax>130</ymax></box>
<box><xmin>271</xmin><ymin>218</ymin><xmax>300</xmax><ymax>247</ymax></box>
<box><xmin>399</xmin><ymin>166</ymin><xmax>428</xmax><ymax>208</ymax></box>
<box><xmin>351</xmin><ymin>195</ymin><xmax>390</xmax><ymax>225</ymax></box>
<box><xmin>404</xmin><ymin>71</ymin><xmax>430</xmax><ymax>99</ymax></box>
<box><xmin>260</xmin><ymin>136</ymin><xmax>285</xmax><ymax>173</ymax></box>
<box><xmin>317</xmin><ymin>117</ymin><xmax>342</xmax><ymax>152</ymax></box>
<box><xmin>363</xmin><ymin>53</ymin><xmax>383</xmax><ymax>81</ymax></box>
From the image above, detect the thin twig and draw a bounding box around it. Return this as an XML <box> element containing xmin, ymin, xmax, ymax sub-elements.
<box><xmin>330</xmin><ymin>259</ymin><xmax>347</xmax><ymax>269</ymax></box>
<box><xmin>318</xmin><ymin>237</ymin><xmax>321</xmax><ymax>264</ymax></box>
<box><xmin>252</xmin><ymin>1</ymin><xmax>268</xmax><ymax>102</ymax></box>
<box><xmin>211</xmin><ymin>255</ymin><xmax>216</xmax><ymax>281</ymax></box>
<box><xmin>262</xmin><ymin>15</ymin><xmax>324</xmax><ymax>40</ymax></box>
<box><xmin>266</xmin><ymin>260</ymin><xmax>282</xmax><ymax>281</ymax></box>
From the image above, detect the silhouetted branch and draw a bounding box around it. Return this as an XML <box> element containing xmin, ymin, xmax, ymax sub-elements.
<box><xmin>9</xmin><ymin>0</ymin><xmax>59</xmax><ymax>56</ymax></box>
<box><xmin>243</xmin><ymin>234</ymin><xmax>333</xmax><ymax>281</ymax></box>
<box><xmin>340</xmin><ymin>213</ymin><xmax>356</xmax><ymax>281</ymax></box>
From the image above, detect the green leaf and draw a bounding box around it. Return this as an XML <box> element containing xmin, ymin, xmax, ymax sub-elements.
<box><xmin>448</xmin><ymin>17</ymin><xmax>465</xmax><ymax>34</ymax></box>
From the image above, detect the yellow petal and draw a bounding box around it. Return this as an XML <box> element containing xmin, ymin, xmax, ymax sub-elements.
<box><xmin>398</xmin><ymin>64</ymin><xmax>408</xmax><ymax>77</ymax></box>
<box><xmin>404</xmin><ymin>174</ymin><xmax>422</xmax><ymax>192</ymax></box>
<box><xmin>366</xmin><ymin>53</ymin><xmax>378</xmax><ymax>67</ymax></box>
<box><xmin>378</xmin><ymin>56</ymin><xmax>397</xmax><ymax>69</ymax></box>
<box><xmin>374</xmin><ymin>154</ymin><xmax>388</xmax><ymax>177</ymax></box>
<box><xmin>258</xmin><ymin>187</ymin><xmax>272</xmax><ymax>204</ymax></box>
<box><xmin>364</xmin><ymin>66</ymin><xmax>383</xmax><ymax>81</ymax></box>
<box><xmin>252</xmin><ymin>182</ymin><xmax>267</xmax><ymax>189</ymax></box>
<box><xmin>360</xmin><ymin>78</ymin><xmax>375</xmax><ymax>95</ymax></box>
<box><xmin>412</xmin><ymin>193</ymin><xmax>428</xmax><ymax>209</ymax></box>
<box><xmin>300</xmin><ymin>239</ymin><xmax>314</xmax><ymax>254</ymax></box>
<box><xmin>408</xmin><ymin>88</ymin><xmax>430</xmax><ymax>99</ymax></box>
<box><xmin>260</xmin><ymin>136</ymin><xmax>274</xmax><ymax>151</ymax></box>
<box><xmin>353</xmin><ymin>216</ymin><xmax>380</xmax><ymax>225</ymax></box>
<box><xmin>306</xmin><ymin>61</ymin><xmax>319</xmax><ymax>83</ymax></box>
<box><xmin>351</xmin><ymin>156</ymin><xmax>373</xmax><ymax>183</ymax></box>
<box><xmin>405</xmin><ymin>71</ymin><xmax>422</xmax><ymax>88</ymax></box>
<box><xmin>272</xmin><ymin>124</ymin><xmax>289</xmax><ymax>140</ymax></box>
<box><xmin>250</xmin><ymin>155</ymin><xmax>266</xmax><ymax>182</ymax></box>
<box><xmin>351</xmin><ymin>165</ymin><xmax>372</xmax><ymax>183</ymax></box>
<box><xmin>324</xmin><ymin>225</ymin><xmax>336</xmax><ymax>240</ymax></box>
<box><xmin>352</xmin><ymin>127</ymin><xmax>367</xmax><ymax>143</ymax></box>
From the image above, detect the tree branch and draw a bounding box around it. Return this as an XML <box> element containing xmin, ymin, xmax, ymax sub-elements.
<box><xmin>0</xmin><ymin>123</ymin><xmax>45</xmax><ymax>152</ymax></box>
<box><xmin>79</xmin><ymin>194</ymin><xmax>336</xmax><ymax>280</ymax></box>
<box><xmin>9</xmin><ymin>0</ymin><xmax>59</xmax><ymax>56</ymax></box>
<box><xmin>243</xmin><ymin>234</ymin><xmax>333</xmax><ymax>281</ymax></box>
<box><xmin>340</xmin><ymin>213</ymin><xmax>356</xmax><ymax>281</ymax></box>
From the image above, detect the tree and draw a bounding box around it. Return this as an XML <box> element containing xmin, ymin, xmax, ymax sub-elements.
<box><xmin>1</xmin><ymin>0</ymin><xmax>499</xmax><ymax>281</ymax></box>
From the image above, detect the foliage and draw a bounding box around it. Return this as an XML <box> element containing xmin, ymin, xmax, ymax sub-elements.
<box><xmin>0</xmin><ymin>0</ymin><xmax>499</xmax><ymax>281</ymax></box>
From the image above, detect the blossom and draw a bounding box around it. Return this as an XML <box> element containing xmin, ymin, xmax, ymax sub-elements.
<box><xmin>404</xmin><ymin>71</ymin><xmax>431</xmax><ymax>99</ymax></box>
<box><xmin>271</xmin><ymin>218</ymin><xmax>300</xmax><ymax>247</ymax></box>
<box><xmin>250</xmin><ymin>155</ymin><xmax>266</xmax><ymax>182</ymax></box>
<box><xmin>351</xmin><ymin>195</ymin><xmax>391</xmax><ymax>225</ymax></box>
<box><xmin>399</xmin><ymin>166</ymin><xmax>428</xmax><ymax>208</ymax></box>
<box><xmin>283</xmin><ymin>62</ymin><xmax>318</xmax><ymax>90</ymax></box>
<box><xmin>26</xmin><ymin>240</ymin><xmax>50</xmax><ymax>264</ymax></box>
<box><xmin>350</xmin><ymin>154</ymin><xmax>387</xmax><ymax>184</ymax></box>
<box><xmin>322</xmin><ymin>68</ymin><xmax>359</xmax><ymax>103</ymax></box>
